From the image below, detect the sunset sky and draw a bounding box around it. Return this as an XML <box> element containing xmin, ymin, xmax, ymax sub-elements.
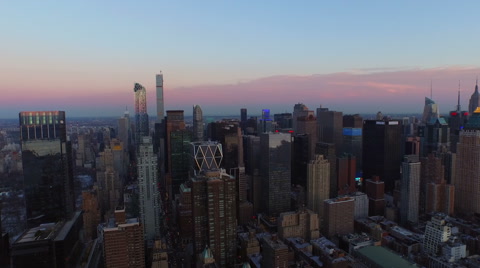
<box><xmin>1</xmin><ymin>1</ymin><xmax>480</xmax><ymax>118</ymax></box>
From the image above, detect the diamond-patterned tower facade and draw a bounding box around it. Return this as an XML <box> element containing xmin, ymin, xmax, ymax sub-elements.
<box><xmin>191</xmin><ymin>141</ymin><xmax>223</xmax><ymax>171</ymax></box>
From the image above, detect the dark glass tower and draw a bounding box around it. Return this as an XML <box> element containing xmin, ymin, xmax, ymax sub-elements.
<box><xmin>240</xmin><ymin>108</ymin><xmax>247</xmax><ymax>133</ymax></box>
<box><xmin>20</xmin><ymin>111</ymin><xmax>74</xmax><ymax>226</ymax></box>
<box><xmin>170</xmin><ymin>130</ymin><xmax>192</xmax><ymax>195</ymax></box>
<box><xmin>317</xmin><ymin>107</ymin><xmax>343</xmax><ymax>155</ymax></box>
<box><xmin>260</xmin><ymin>132</ymin><xmax>291</xmax><ymax>216</ymax></box>
<box><xmin>423</xmin><ymin>118</ymin><xmax>450</xmax><ymax>155</ymax></box>
<box><xmin>193</xmin><ymin>105</ymin><xmax>204</xmax><ymax>141</ymax></box>
<box><xmin>362</xmin><ymin>119</ymin><xmax>403</xmax><ymax>192</ymax></box>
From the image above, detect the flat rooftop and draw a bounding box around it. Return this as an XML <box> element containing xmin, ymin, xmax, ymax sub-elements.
<box><xmin>357</xmin><ymin>246</ymin><xmax>418</xmax><ymax>268</ymax></box>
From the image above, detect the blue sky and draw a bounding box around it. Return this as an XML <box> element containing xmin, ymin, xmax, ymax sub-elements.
<box><xmin>1</xmin><ymin>1</ymin><xmax>479</xmax><ymax>117</ymax></box>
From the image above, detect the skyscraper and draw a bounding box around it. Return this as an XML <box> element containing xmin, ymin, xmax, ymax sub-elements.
<box><xmin>156</xmin><ymin>72</ymin><xmax>164</xmax><ymax>123</ymax></box>
<box><xmin>258</xmin><ymin>109</ymin><xmax>273</xmax><ymax>133</ymax></box>
<box><xmin>193</xmin><ymin>105</ymin><xmax>204</xmax><ymax>141</ymax></box>
<box><xmin>363</xmin><ymin>119</ymin><xmax>403</xmax><ymax>192</ymax></box>
<box><xmin>422</xmin><ymin>97</ymin><xmax>440</xmax><ymax>124</ymax></box>
<box><xmin>323</xmin><ymin>196</ymin><xmax>354</xmax><ymax>238</ymax></box>
<box><xmin>292</xmin><ymin>134</ymin><xmax>310</xmax><ymax>187</ymax></box>
<box><xmin>208</xmin><ymin>120</ymin><xmax>243</xmax><ymax>171</ymax></box>
<box><xmin>400</xmin><ymin>155</ymin><xmax>421</xmax><ymax>225</ymax></box>
<box><xmin>134</xmin><ymin>83</ymin><xmax>149</xmax><ymax>145</ymax></box>
<box><xmin>343</xmin><ymin>114</ymin><xmax>363</xmax><ymax>128</ymax></box>
<box><xmin>191</xmin><ymin>170</ymin><xmax>236</xmax><ymax>267</ymax></box>
<box><xmin>468</xmin><ymin>79</ymin><xmax>480</xmax><ymax>116</ymax></box>
<box><xmin>102</xmin><ymin>210</ymin><xmax>145</xmax><ymax>268</ymax></box>
<box><xmin>20</xmin><ymin>111</ymin><xmax>74</xmax><ymax>226</ymax></box>
<box><xmin>307</xmin><ymin>154</ymin><xmax>330</xmax><ymax>218</ymax></box>
<box><xmin>165</xmin><ymin>110</ymin><xmax>186</xmax><ymax>196</ymax></box>
<box><xmin>315</xmin><ymin>142</ymin><xmax>337</xmax><ymax>198</ymax></box>
<box><xmin>342</xmin><ymin>127</ymin><xmax>362</xmax><ymax>172</ymax></box>
<box><xmin>292</xmin><ymin>103</ymin><xmax>313</xmax><ymax>133</ymax></box>
<box><xmin>170</xmin><ymin>130</ymin><xmax>192</xmax><ymax>195</ymax></box>
<box><xmin>137</xmin><ymin>136</ymin><xmax>161</xmax><ymax>241</ymax></box>
<box><xmin>274</xmin><ymin>113</ymin><xmax>293</xmax><ymax>129</ymax></box>
<box><xmin>448</xmin><ymin>86</ymin><xmax>468</xmax><ymax>153</ymax></box>
<box><xmin>297</xmin><ymin>114</ymin><xmax>317</xmax><ymax>160</ymax></box>
<box><xmin>365</xmin><ymin>176</ymin><xmax>385</xmax><ymax>216</ymax></box>
<box><xmin>118</xmin><ymin>109</ymin><xmax>131</xmax><ymax>151</ymax></box>
<box><xmin>423</xmin><ymin>118</ymin><xmax>450</xmax><ymax>155</ymax></box>
<box><xmin>337</xmin><ymin>153</ymin><xmax>356</xmax><ymax>196</ymax></box>
<box><xmin>454</xmin><ymin>107</ymin><xmax>480</xmax><ymax>216</ymax></box>
<box><xmin>240</xmin><ymin>108</ymin><xmax>247</xmax><ymax>133</ymax></box>
<box><xmin>260</xmin><ymin>132</ymin><xmax>292</xmax><ymax>216</ymax></box>
<box><xmin>317</xmin><ymin>107</ymin><xmax>343</xmax><ymax>154</ymax></box>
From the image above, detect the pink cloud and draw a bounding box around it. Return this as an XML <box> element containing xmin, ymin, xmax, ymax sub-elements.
<box><xmin>163</xmin><ymin>66</ymin><xmax>480</xmax><ymax>115</ymax></box>
<box><xmin>1</xmin><ymin>66</ymin><xmax>479</xmax><ymax>117</ymax></box>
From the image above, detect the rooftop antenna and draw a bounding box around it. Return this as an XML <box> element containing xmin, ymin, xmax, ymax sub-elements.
<box><xmin>430</xmin><ymin>79</ymin><xmax>433</xmax><ymax>99</ymax></box>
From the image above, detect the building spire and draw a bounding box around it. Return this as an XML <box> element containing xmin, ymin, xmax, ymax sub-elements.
<box><xmin>430</xmin><ymin>79</ymin><xmax>433</xmax><ymax>99</ymax></box>
<box><xmin>457</xmin><ymin>80</ymin><xmax>461</xmax><ymax>112</ymax></box>
<box><xmin>476</xmin><ymin>76</ymin><xmax>479</xmax><ymax>93</ymax></box>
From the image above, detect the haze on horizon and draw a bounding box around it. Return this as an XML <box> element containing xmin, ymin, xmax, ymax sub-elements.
<box><xmin>1</xmin><ymin>1</ymin><xmax>480</xmax><ymax>118</ymax></box>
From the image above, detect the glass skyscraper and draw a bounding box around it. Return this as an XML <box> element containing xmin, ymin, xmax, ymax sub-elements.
<box><xmin>134</xmin><ymin>83</ymin><xmax>149</xmax><ymax>146</ymax></box>
<box><xmin>19</xmin><ymin>111</ymin><xmax>74</xmax><ymax>226</ymax></box>
<box><xmin>260</xmin><ymin>132</ymin><xmax>291</xmax><ymax>216</ymax></box>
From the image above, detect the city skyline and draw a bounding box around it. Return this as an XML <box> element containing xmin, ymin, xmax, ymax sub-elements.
<box><xmin>2</xmin><ymin>1</ymin><xmax>480</xmax><ymax>117</ymax></box>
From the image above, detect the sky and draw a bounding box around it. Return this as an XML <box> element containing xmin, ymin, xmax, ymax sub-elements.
<box><xmin>1</xmin><ymin>1</ymin><xmax>480</xmax><ymax>118</ymax></box>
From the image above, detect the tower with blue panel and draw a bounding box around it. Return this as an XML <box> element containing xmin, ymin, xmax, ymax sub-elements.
<box><xmin>342</xmin><ymin>127</ymin><xmax>362</xmax><ymax>175</ymax></box>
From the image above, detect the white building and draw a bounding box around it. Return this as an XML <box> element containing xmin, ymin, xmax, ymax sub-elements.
<box><xmin>352</xmin><ymin>192</ymin><xmax>369</xmax><ymax>219</ymax></box>
<box><xmin>138</xmin><ymin>136</ymin><xmax>161</xmax><ymax>241</ymax></box>
<box><xmin>424</xmin><ymin>214</ymin><xmax>452</xmax><ymax>255</ymax></box>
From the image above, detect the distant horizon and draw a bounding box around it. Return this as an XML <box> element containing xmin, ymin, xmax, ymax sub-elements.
<box><xmin>0</xmin><ymin>112</ymin><xmax>428</xmax><ymax>121</ymax></box>
<box><xmin>2</xmin><ymin>2</ymin><xmax>480</xmax><ymax>118</ymax></box>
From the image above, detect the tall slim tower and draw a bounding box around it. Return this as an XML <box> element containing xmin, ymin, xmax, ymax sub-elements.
<box><xmin>193</xmin><ymin>105</ymin><xmax>204</xmax><ymax>141</ymax></box>
<box><xmin>468</xmin><ymin>79</ymin><xmax>480</xmax><ymax>116</ymax></box>
<box><xmin>307</xmin><ymin>155</ymin><xmax>330</xmax><ymax>218</ymax></box>
<box><xmin>118</xmin><ymin>109</ymin><xmax>131</xmax><ymax>150</ymax></box>
<box><xmin>455</xmin><ymin>107</ymin><xmax>480</xmax><ymax>216</ymax></box>
<box><xmin>20</xmin><ymin>111</ymin><xmax>74</xmax><ymax>226</ymax></box>
<box><xmin>448</xmin><ymin>83</ymin><xmax>468</xmax><ymax>153</ymax></box>
<box><xmin>260</xmin><ymin>132</ymin><xmax>292</xmax><ymax>216</ymax></box>
<box><xmin>134</xmin><ymin>83</ymin><xmax>149</xmax><ymax>145</ymax></box>
<box><xmin>400</xmin><ymin>155</ymin><xmax>421</xmax><ymax>225</ymax></box>
<box><xmin>156</xmin><ymin>73</ymin><xmax>164</xmax><ymax>123</ymax></box>
<box><xmin>138</xmin><ymin>136</ymin><xmax>161</xmax><ymax>241</ymax></box>
<box><xmin>337</xmin><ymin>153</ymin><xmax>356</xmax><ymax>196</ymax></box>
<box><xmin>240</xmin><ymin>108</ymin><xmax>247</xmax><ymax>133</ymax></box>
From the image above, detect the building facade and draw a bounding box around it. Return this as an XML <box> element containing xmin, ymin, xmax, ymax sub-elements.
<box><xmin>134</xmin><ymin>83</ymin><xmax>149</xmax><ymax>146</ymax></box>
<box><xmin>400</xmin><ymin>155</ymin><xmax>421</xmax><ymax>225</ymax></box>
<box><xmin>193</xmin><ymin>105</ymin><xmax>204</xmax><ymax>141</ymax></box>
<box><xmin>363</xmin><ymin>119</ymin><xmax>403</xmax><ymax>192</ymax></box>
<box><xmin>454</xmin><ymin>107</ymin><xmax>480</xmax><ymax>216</ymax></box>
<box><xmin>260</xmin><ymin>132</ymin><xmax>292</xmax><ymax>216</ymax></box>
<box><xmin>19</xmin><ymin>111</ymin><xmax>74</xmax><ymax>226</ymax></box>
<box><xmin>191</xmin><ymin>170</ymin><xmax>237</xmax><ymax>267</ymax></box>
<box><xmin>307</xmin><ymin>154</ymin><xmax>330</xmax><ymax>218</ymax></box>
<box><xmin>137</xmin><ymin>136</ymin><xmax>161</xmax><ymax>241</ymax></box>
